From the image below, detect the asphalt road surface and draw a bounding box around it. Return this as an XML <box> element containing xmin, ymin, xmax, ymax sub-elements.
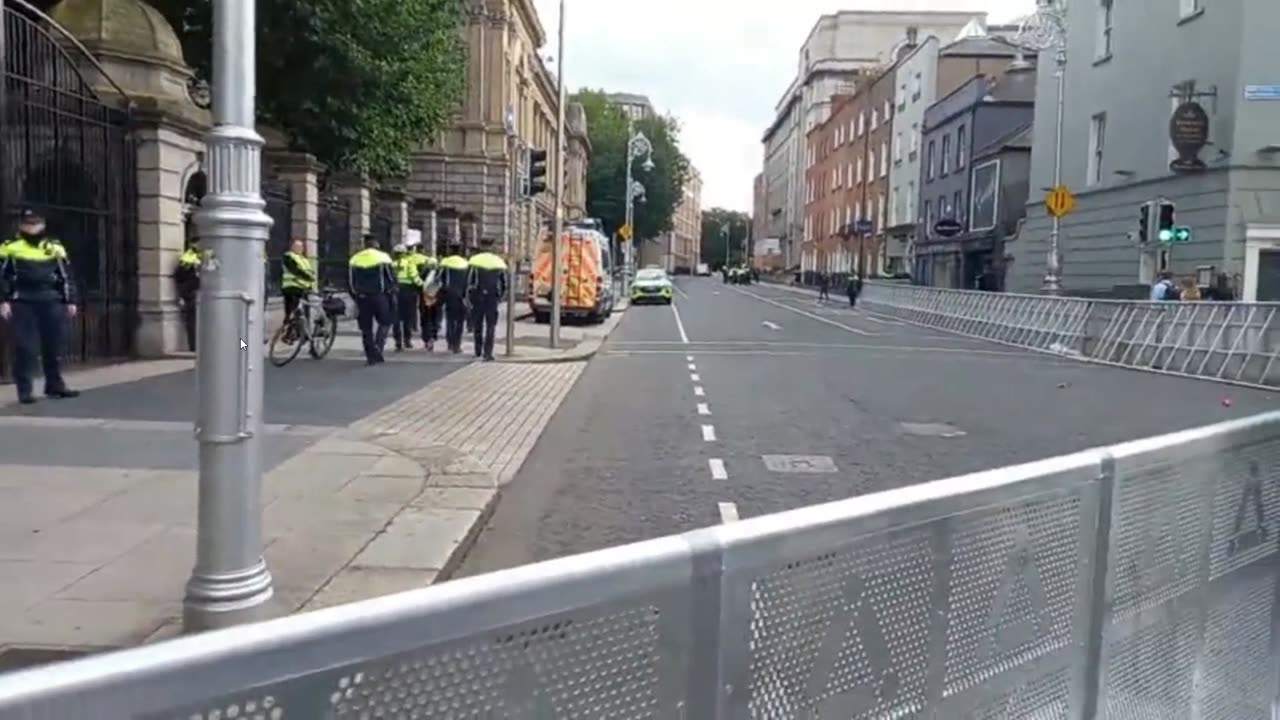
<box><xmin>457</xmin><ymin>278</ymin><xmax>1279</xmax><ymax>576</ymax></box>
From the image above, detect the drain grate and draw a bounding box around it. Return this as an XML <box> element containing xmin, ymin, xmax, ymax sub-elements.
<box><xmin>0</xmin><ymin>646</ymin><xmax>98</xmax><ymax>673</ymax></box>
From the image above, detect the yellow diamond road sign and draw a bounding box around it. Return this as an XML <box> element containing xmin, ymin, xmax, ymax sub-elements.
<box><xmin>1045</xmin><ymin>185</ymin><xmax>1076</xmax><ymax>218</ymax></box>
<box><xmin>619</xmin><ymin>223</ymin><xmax>633</xmax><ymax>240</ymax></box>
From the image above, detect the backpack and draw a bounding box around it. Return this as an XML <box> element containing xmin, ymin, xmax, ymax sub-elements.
<box><xmin>1162</xmin><ymin>280</ymin><xmax>1181</xmax><ymax>301</ymax></box>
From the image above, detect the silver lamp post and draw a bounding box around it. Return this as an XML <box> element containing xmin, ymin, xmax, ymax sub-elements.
<box><xmin>185</xmin><ymin>0</ymin><xmax>275</xmax><ymax>631</ymax></box>
<box><xmin>1017</xmin><ymin>0</ymin><xmax>1068</xmax><ymax>294</ymax></box>
<box><xmin>622</xmin><ymin>126</ymin><xmax>654</xmax><ymax>286</ymax></box>
<box><xmin>549</xmin><ymin>0</ymin><xmax>567</xmax><ymax>348</ymax></box>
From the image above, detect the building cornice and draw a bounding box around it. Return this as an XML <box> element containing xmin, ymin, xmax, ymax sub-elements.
<box><xmin>509</xmin><ymin>0</ymin><xmax>546</xmax><ymax>47</ymax></box>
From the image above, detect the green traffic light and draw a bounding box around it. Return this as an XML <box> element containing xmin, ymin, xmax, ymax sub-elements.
<box><xmin>1174</xmin><ymin>226</ymin><xmax>1192</xmax><ymax>242</ymax></box>
<box><xmin>1158</xmin><ymin>229</ymin><xmax>1173</xmax><ymax>242</ymax></box>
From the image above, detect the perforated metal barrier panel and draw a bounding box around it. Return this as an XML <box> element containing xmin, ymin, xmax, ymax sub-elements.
<box><xmin>1</xmin><ymin>415</ymin><xmax>1278</xmax><ymax>719</ymax></box>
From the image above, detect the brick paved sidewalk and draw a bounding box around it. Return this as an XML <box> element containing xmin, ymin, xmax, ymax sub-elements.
<box><xmin>0</xmin><ymin>360</ymin><xmax>586</xmax><ymax>657</ymax></box>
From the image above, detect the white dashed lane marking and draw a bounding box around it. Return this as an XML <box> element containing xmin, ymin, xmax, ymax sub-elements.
<box><xmin>701</xmin><ymin>424</ymin><xmax>717</xmax><ymax>442</ymax></box>
<box><xmin>697</xmin><ymin>402</ymin><xmax>711</xmax><ymax>415</ymax></box>
<box><xmin>686</xmin><ymin>355</ymin><xmax>694</xmax><ymax>361</ymax></box>
<box><xmin>690</xmin><ymin>373</ymin><xmax>701</xmax><ymax>382</ymax></box>
<box><xmin>718</xmin><ymin>501</ymin><xmax>739</xmax><ymax>523</ymax></box>
<box><xmin>671</xmin><ymin>302</ymin><xmax>690</xmax><ymax>343</ymax></box>
<box><xmin>687</xmin><ymin>363</ymin><xmax>697</xmax><ymax>370</ymax></box>
<box><xmin>694</xmin><ymin>386</ymin><xmax>705</xmax><ymax>397</ymax></box>
<box><xmin>762</xmin><ymin>320</ymin><xmax>780</xmax><ymax>330</ymax></box>
<box><xmin>709</xmin><ymin>458</ymin><xmax>728</xmax><ymax>480</ymax></box>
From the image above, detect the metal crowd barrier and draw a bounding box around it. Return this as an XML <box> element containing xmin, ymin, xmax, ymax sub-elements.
<box><xmin>861</xmin><ymin>282</ymin><xmax>1280</xmax><ymax>389</ymax></box>
<box><xmin>2</xmin><ymin>412</ymin><xmax>1280</xmax><ymax>719</ymax></box>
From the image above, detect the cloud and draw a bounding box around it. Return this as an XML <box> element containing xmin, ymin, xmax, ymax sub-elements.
<box><xmin>533</xmin><ymin>0</ymin><xmax>1036</xmax><ymax>212</ymax></box>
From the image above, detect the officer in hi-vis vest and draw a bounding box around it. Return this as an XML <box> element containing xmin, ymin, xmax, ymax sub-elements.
<box><xmin>438</xmin><ymin>241</ymin><xmax>470</xmax><ymax>354</ymax></box>
<box><xmin>347</xmin><ymin>234</ymin><xmax>396</xmax><ymax>365</ymax></box>
<box><xmin>0</xmin><ymin>208</ymin><xmax>80</xmax><ymax>404</ymax></box>
<box><xmin>392</xmin><ymin>240</ymin><xmax>424</xmax><ymax>351</ymax></box>
<box><xmin>467</xmin><ymin>236</ymin><xmax>508</xmax><ymax>361</ymax></box>
<box><xmin>173</xmin><ymin>241</ymin><xmax>201</xmax><ymax>351</ymax></box>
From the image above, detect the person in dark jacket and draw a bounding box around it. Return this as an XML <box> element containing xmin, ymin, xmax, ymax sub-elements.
<box><xmin>173</xmin><ymin>241</ymin><xmax>201</xmax><ymax>350</ymax></box>
<box><xmin>817</xmin><ymin>272</ymin><xmax>831</xmax><ymax>303</ymax></box>
<box><xmin>467</xmin><ymin>237</ymin><xmax>508</xmax><ymax>361</ymax></box>
<box><xmin>846</xmin><ymin>273</ymin><xmax>862</xmax><ymax>308</ymax></box>
<box><xmin>0</xmin><ymin>209</ymin><xmax>80</xmax><ymax>404</ymax></box>
<box><xmin>347</xmin><ymin>234</ymin><xmax>395</xmax><ymax>365</ymax></box>
<box><xmin>438</xmin><ymin>241</ymin><xmax>470</xmax><ymax>353</ymax></box>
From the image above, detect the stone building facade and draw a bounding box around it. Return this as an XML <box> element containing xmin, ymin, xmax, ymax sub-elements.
<box><xmin>407</xmin><ymin>0</ymin><xmax>587</xmax><ymax>267</ymax></box>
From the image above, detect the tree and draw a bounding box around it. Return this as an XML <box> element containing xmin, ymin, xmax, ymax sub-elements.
<box><xmin>150</xmin><ymin>0</ymin><xmax>466</xmax><ymax>180</ymax></box>
<box><xmin>700</xmin><ymin>208</ymin><xmax>751</xmax><ymax>269</ymax></box>
<box><xmin>575</xmin><ymin>89</ymin><xmax>689</xmax><ymax>248</ymax></box>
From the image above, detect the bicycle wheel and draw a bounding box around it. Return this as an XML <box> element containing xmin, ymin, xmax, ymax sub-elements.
<box><xmin>309</xmin><ymin>314</ymin><xmax>338</xmax><ymax>359</ymax></box>
<box><xmin>269</xmin><ymin>312</ymin><xmax>305</xmax><ymax>367</ymax></box>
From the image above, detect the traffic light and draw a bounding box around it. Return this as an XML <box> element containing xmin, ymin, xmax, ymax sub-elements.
<box><xmin>1138</xmin><ymin>201</ymin><xmax>1151</xmax><ymax>244</ymax></box>
<box><xmin>1156</xmin><ymin>200</ymin><xmax>1176</xmax><ymax>242</ymax></box>
<box><xmin>526</xmin><ymin>148</ymin><xmax>548</xmax><ymax>196</ymax></box>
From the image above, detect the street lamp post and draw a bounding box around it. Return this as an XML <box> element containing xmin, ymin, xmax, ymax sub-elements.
<box><xmin>549</xmin><ymin>0</ymin><xmax>566</xmax><ymax>348</ymax></box>
<box><xmin>720</xmin><ymin>222</ymin><xmax>730</xmax><ymax>267</ymax></box>
<box><xmin>622</xmin><ymin>123</ymin><xmax>653</xmax><ymax>286</ymax></box>
<box><xmin>1018</xmin><ymin>0</ymin><xmax>1068</xmax><ymax>294</ymax></box>
<box><xmin>186</xmin><ymin>0</ymin><xmax>275</xmax><ymax>631</ymax></box>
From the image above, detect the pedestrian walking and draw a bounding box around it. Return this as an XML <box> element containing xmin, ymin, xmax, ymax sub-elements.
<box><xmin>467</xmin><ymin>237</ymin><xmax>508</xmax><ymax>361</ymax></box>
<box><xmin>347</xmin><ymin>234</ymin><xmax>395</xmax><ymax>365</ymax></box>
<box><xmin>173</xmin><ymin>241</ymin><xmax>201</xmax><ymax>351</ymax></box>
<box><xmin>411</xmin><ymin>238</ymin><xmax>440</xmax><ymax>351</ymax></box>
<box><xmin>847</xmin><ymin>273</ymin><xmax>862</xmax><ymax>308</ymax></box>
<box><xmin>817</xmin><ymin>272</ymin><xmax>831</xmax><ymax>303</ymax></box>
<box><xmin>439</xmin><ymin>241</ymin><xmax>470</xmax><ymax>354</ymax></box>
<box><xmin>0</xmin><ymin>208</ymin><xmax>80</xmax><ymax>404</ymax></box>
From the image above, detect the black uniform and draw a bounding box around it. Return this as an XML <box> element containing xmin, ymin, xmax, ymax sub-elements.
<box><xmin>0</xmin><ymin>231</ymin><xmax>78</xmax><ymax>402</ymax></box>
<box><xmin>348</xmin><ymin>247</ymin><xmax>396</xmax><ymax>365</ymax></box>
<box><xmin>467</xmin><ymin>249</ymin><xmax>508</xmax><ymax>361</ymax></box>
<box><xmin>439</xmin><ymin>252</ymin><xmax>470</xmax><ymax>353</ymax></box>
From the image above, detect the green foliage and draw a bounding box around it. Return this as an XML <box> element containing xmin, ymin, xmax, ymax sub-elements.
<box><xmin>150</xmin><ymin>0</ymin><xmax>466</xmax><ymax>180</ymax></box>
<box><xmin>575</xmin><ymin>89</ymin><xmax>689</xmax><ymax>245</ymax></box>
<box><xmin>700</xmin><ymin>207</ymin><xmax>751</xmax><ymax>269</ymax></box>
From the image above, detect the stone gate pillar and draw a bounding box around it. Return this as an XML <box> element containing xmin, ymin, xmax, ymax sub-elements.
<box><xmin>411</xmin><ymin>198</ymin><xmax>438</xmax><ymax>255</ymax></box>
<box><xmin>267</xmin><ymin>151</ymin><xmax>323</xmax><ymax>257</ymax></box>
<box><xmin>375</xmin><ymin>188</ymin><xmax>409</xmax><ymax>247</ymax></box>
<box><xmin>334</xmin><ymin>173</ymin><xmax>372</xmax><ymax>245</ymax></box>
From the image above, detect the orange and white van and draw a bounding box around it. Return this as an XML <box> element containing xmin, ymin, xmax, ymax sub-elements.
<box><xmin>529</xmin><ymin>220</ymin><xmax>616</xmax><ymax>323</ymax></box>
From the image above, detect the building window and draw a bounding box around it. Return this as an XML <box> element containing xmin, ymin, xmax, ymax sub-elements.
<box><xmin>926</xmin><ymin>140</ymin><xmax>936</xmax><ymax>180</ymax></box>
<box><xmin>856</xmin><ymin>157</ymin><xmax>863</xmax><ymax>184</ymax></box>
<box><xmin>912</xmin><ymin>72</ymin><xmax>922</xmax><ymax>101</ymax></box>
<box><xmin>898</xmin><ymin>84</ymin><xmax>907</xmax><ymax>111</ymax></box>
<box><xmin>892</xmin><ymin>186</ymin><xmax>901</xmax><ymax>224</ymax></box>
<box><xmin>878</xmin><ymin>192</ymin><xmax>886</xmax><ymax>228</ymax></box>
<box><xmin>849</xmin><ymin>119</ymin><xmax>855</xmax><ymax>141</ymax></box>
<box><xmin>923</xmin><ymin>200</ymin><xmax>932</xmax><ymax>235</ymax></box>
<box><xmin>846</xmin><ymin>162</ymin><xmax>853</xmax><ymax>186</ymax></box>
<box><xmin>954</xmin><ymin>190</ymin><xmax>964</xmax><ymax>222</ymax></box>
<box><xmin>871</xmin><ymin>109</ymin><xmax>879</xmax><ymax>131</ymax></box>
<box><xmin>941</xmin><ymin>134</ymin><xmax>951</xmax><ymax>176</ymax></box>
<box><xmin>832</xmin><ymin>166</ymin><xmax>839</xmax><ymax>188</ymax></box>
<box><xmin>880</xmin><ymin>141</ymin><xmax>888</xmax><ymax>177</ymax></box>
<box><xmin>907</xmin><ymin>181</ymin><xmax>916</xmax><ymax>221</ymax></box>
<box><xmin>857</xmin><ymin>112</ymin><xmax>865</xmax><ymax>136</ymax></box>
<box><xmin>1088</xmin><ymin>112</ymin><xmax>1107</xmax><ymax>186</ymax></box>
<box><xmin>910</xmin><ymin>126</ymin><xmax>920</xmax><ymax>154</ymax></box>
<box><xmin>836</xmin><ymin>125</ymin><xmax>843</xmax><ymax>145</ymax></box>
<box><xmin>1097</xmin><ymin>0</ymin><xmax>1113</xmax><ymax>59</ymax></box>
<box><xmin>856</xmin><ymin>201</ymin><xmax>863</xmax><ymax>224</ymax></box>
<box><xmin>956</xmin><ymin>125</ymin><xmax>966</xmax><ymax>169</ymax></box>
<box><xmin>894</xmin><ymin>132</ymin><xmax>903</xmax><ymax>162</ymax></box>
<box><xmin>884</xmin><ymin>100</ymin><xmax>892</xmax><ymax>121</ymax></box>
<box><xmin>868</xmin><ymin>148</ymin><xmax>876</xmax><ymax>178</ymax></box>
<box><xmin>1179</xmin><ymin>0</ymin><xmax>1202</xmax><ymax>19</ymax></box>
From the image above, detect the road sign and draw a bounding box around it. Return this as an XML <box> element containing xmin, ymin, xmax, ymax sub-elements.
<box><xmin>855</xmin><ymin>219</ymin><xmax>874</xmax><ymax>236</ymax></box>
<box><xmin>618</xmin><ymin>223</ymin><xmax>632</xmax><ymax>240</ymax></box>
<box><xmin>1245</xmin><ymin>85</ymin><xmax>1280</xmax><ymax>101</ymax></box>
<box><xmin>1159</xmin><ymin>225</ymin><xmax>1192</xmax><ymax>243</ymax></box>
<box><xmin>1045</xmin><ymin>185</ymin><xmax>1075</xmax><ymax>218</ymax></box>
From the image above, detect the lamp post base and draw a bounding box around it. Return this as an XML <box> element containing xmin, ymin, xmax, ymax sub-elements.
<box><xmin>183</xmin><ymin>559</ymin><xmax>275</xmax><ymax>631</ymax></box>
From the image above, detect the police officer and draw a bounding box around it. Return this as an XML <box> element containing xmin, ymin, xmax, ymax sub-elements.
<box><xmin>438</xmin><ymin>241</ymin><xmax>469</xmax><ymax>354</ymax></box>
<box><xmin>173</xmin><ymin>241</ymin><xmax>201</xmax><ymax>351</ymax></box>
<box><xmin>392</xmin><ymin>241</ymin><xmax>423</xmax><ymax>350</ymax></box>
<box><xmin>467</xmin><ymin>237</ymin><xmax>508</xmax><ymax>361</ymax></box>
<box><xmin>0</xmin><ymin>209</ymin><xmax>79</xmax><ymax>404</ymax></box>
<box><xmin>347</xmin><ymin>234</ymin><xmax>395</xmax><ymax>365</ymax></box>
<box><xmin>281</xmin><ymin>238</ymin><xmax>316</xmax><ymax>336</ymax></box>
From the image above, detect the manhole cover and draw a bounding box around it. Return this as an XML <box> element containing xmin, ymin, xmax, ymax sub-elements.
<box><xmin>762</xmin><ymin>454</ymin><xmax>838</xmax><ymax>473</ymax></box>
<box><xmin>0</xmin><ymin>646</ymin><xmax>97</xmax><ymax>673</ymax></box>
<box><xmin>899</xmin><ymin>422</ymin><xmax>966</xmax><ymax>438</ymax></box>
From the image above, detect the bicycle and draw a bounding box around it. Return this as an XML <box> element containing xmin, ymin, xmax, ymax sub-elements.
<box><xmin>268</xmin><ymin>288</ymin><xmax>344</xmax><ymax>367</ymax></box>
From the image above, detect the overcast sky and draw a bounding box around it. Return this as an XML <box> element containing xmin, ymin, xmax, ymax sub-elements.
<box><xmin>531</xmin><ymin>0</ymin><xmax>1036</xmax><ymax>212</ymax></box>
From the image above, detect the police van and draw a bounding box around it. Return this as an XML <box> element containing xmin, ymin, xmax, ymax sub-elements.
<box><xmin>529</xmin><ymin>219</ymin><xmax>615</xmax><ymax>324</ymax></box>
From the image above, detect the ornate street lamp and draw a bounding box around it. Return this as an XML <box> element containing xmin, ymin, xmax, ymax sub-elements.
<box><xmin>622</xmin><ymin>128</ymin><xmax>654</xmax><ymax>284</ymax></box>
<box><xmin>1017</xmin><ymin>0</ymin><xmax>1068</xmax><ymax>294</ymax></box>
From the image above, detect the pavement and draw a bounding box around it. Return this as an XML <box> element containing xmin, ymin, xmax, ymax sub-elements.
<box><xmin>457</xmin><ymin>276</ymin><xmax>1280</xmax><ymax>576</ymax></box>
<box><xmin>0</xmin><ymin>301</ymin><xmax>612</xmax><ymax>657</ymax></box>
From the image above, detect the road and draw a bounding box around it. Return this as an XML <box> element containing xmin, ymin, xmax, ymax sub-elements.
<box><xmin>457</xmin><ymin>277</ymin><xmax>1279</xmax><ymax>576</ymax></box>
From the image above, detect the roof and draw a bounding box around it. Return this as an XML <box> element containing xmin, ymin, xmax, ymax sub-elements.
<box><xmin>50</xmin><ymin>0</ymin><xmax>185</xmax><ymax>66</ymax></box>
<box><xmin>607</xmin><ymin>93</ymin><xmax>654</xmax><ymax>109</ymax></box>
<box><xmin>941</xmin><ymin>35</ymin><xmax>1028</xmax><ymax>58</ymax></box>
<box><xmin>973</xmin><ymin>122</ymin><xmax>1033</xmax><ymax>160</ymax></box>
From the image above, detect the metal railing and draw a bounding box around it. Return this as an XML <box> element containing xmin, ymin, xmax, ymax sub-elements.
<box><xmin>862</xmin><ymin>282</ymin><xmax>1280</xmax><ymax>390</ymax></box>
<box><xmin>2</xmin><ymin>412</ymin><xmax>1279</xmax><ymax>718</ymax></box>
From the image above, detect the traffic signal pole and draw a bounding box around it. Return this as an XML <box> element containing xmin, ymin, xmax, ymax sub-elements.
<box><xmin>549</xmin><ymin>0</ymin><xmax>566</xmax><ymax>349</ymax></box>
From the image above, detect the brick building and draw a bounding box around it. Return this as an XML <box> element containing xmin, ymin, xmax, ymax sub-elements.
<box><xmin>803</xmin><ymin>64</ymin><xmax>895</xmax><ymax>281</ymax></box>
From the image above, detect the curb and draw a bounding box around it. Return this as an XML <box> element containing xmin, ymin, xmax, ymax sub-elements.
<box><xmin>497</xmin><ymin>309</ymin><xmax>624</xmax><ymax>365</ymax></box>
<box><xmin>433</xmin><ymin>483</ymin><xmax>503</xmax><ymax>583</ymax></box>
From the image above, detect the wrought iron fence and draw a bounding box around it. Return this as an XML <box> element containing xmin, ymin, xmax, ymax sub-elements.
<box><xmin>861</xmin><ymin>282</ymin><xmax>1280</xmax><ymax>390</ymax></box>
<box><xmin>317</xmin><ymin>194</ymin><xmax>350</xmax><ymax>289</ymax></box>
<box><xmin>2</xmin><ymin>411</ymin><xmax>1279</xmax><ymax>718</ymax></box>
<box><xmin>0</xmin><ymin>0</ymin><xmax>137</xmax><ymax>380</ymax></box>
<box><xmin>262</xmin><ymin>179</ymin><xmax>292</xmax><ymax>297</ymax></box>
